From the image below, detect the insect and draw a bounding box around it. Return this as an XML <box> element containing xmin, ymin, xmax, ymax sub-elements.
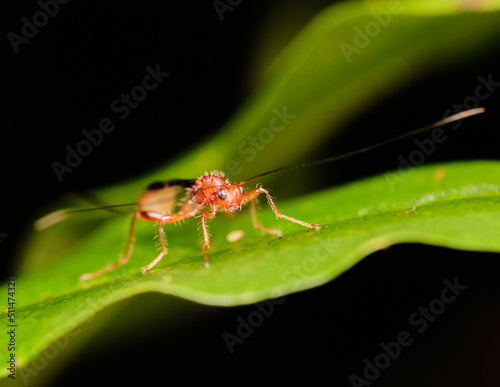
<box><xmin>36</xmin><ymin>108</ymin><xmax>484</xmax><ymax>281</ymax></box>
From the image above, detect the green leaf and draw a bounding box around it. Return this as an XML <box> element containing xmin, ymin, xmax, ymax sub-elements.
<box><xmin>4</xmin><ymin>161</ymin><xmax>500</xmax><ymax>377</ymax></box>
<box><xmin>3</xmin><ymin>0</ymin><xmax>500</xmax><ymax>379</ymax></box>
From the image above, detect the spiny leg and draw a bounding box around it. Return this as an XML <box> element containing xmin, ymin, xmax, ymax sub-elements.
<box><xmin>141</xmin><ymin>220</ymin><xmax>168</xmax><ymax>274</ymax></box>
<box><xmin>246</xmin><ymin>187</ymin><xmax>320</xmax><ymax>231</ymax></box>
<box><xmin>139</xmin><ymin>204</ymin><xmax>197</xmax><ymax>274</ymax></box>
<box><xmin>250</xmin><ymin>200</ymin><xmax>282</xmax><ymax>237</ymax></box>
<box><xmin>79</xmin><ymin>212</ymin><xmax>139</xmax><ymax>282</ymax></box>
<box><xmin>201</xmin><ymin>209</ymin><xmax>216</xmax><ymax>268</ymax></box>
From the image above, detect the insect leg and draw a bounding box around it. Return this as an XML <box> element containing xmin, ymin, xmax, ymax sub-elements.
<box><xmin>141</xmin><ymin>211</ymin><xmax>189</xmax><ymax>274</ymax></box>
<box><xmin>245</xmin><ymin>187</ymin><xmax>320</xmax><ymax>230</ymax></box>
<box><xmin>201</xmin><ymin>209</ymin><xmax>216</xmax><ymax>268</ymax></box>
<box><xmin>141</xmin><ymin>220</ymin><xmax>168</xmax><ymax>274</ymax></box>
<box><xmin>79</xmin><ymin>211</ymin><xmax>139</xmax><ymax>282</ymax></box>
<box><xmin>250</xmin><ymin>199</ymin><xmax>283</xmax><ymax>237</ymax></box>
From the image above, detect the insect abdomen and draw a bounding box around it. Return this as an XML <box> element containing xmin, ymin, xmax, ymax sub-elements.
<box><xmin>138</xmin><ymin>179</ymin><xmax>195</xmax><ymax>215</ymax></box>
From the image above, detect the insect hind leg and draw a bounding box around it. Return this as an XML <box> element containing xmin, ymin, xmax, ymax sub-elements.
<box><xmin>79</xmin><ymin>212</ymin><xmax>139</xmax><ymax>282</ymax></box>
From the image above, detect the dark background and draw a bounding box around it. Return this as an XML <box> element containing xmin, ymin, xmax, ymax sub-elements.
<box><xmin>1</xmin><ymin>1</ymin><xmax>500</xmax><ymax>386</ymax></box>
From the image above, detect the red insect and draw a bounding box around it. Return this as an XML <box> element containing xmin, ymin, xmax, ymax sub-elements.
<box><xmin>77</xmin><ymin>172</ymin><xmax>320</xmax><ymax>282</ymax></box>
<box><xmin>36</xmin><ymin>108</ymin><xmax>484</xmax><ymax>281</ymax></box>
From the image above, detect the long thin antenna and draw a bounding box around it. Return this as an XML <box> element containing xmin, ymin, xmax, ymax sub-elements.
<box><xmin>239</xmin><ymin>107</ymin><xmax>485</xmax><ymax>185</ymax></box>
<box><xmin>35</xmin><ymin>107</ymin><xmax>485</xmax><ymax>230</ymax></box>
<box><xmin>34</xmin><ymin>202</ymin><xmax>137</xmax><ymax>231</ymax></box>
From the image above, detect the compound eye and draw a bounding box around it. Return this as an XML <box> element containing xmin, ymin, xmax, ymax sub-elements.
<box><xmin>239</xmin><ymin>186</ymin><xmax>245</xmax><ymax>196</ymax></box>
<box><xmin>217</xmin><ymin>188</ymin><xmax>227</xmax><ymax>200</ymax></box>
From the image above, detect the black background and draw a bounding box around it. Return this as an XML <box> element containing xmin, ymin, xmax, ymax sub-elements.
<box><xmin>1</xmin><ymin>1</ymin><xmax>500</xmax><ymax>386</ymax></box>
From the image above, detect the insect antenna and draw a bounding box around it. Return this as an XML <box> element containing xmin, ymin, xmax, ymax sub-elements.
<box><xmin>34</xmin><ymin>202</ymin><xmax>138</xmax><ymax>231</ymax></box>
<box><xmin>35</xmin><ymin>108</ymin><xmax>485</xmax><ymax>230</ymax></box>
<box><xmin>239</xmin><ymin>107</ymin><xmax>485</xmax><ymax>185</ymax></box>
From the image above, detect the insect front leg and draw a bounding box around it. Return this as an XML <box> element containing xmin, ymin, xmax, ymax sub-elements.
<box><xmin>250</xmin><ymin>200</ymin><xmax>283</xmax><ymax>237</ymax></box>
<box><xmin>201</xmin><ymin>206</ymin><xmax>217</xmax><ymax>268</ymax></box>
<box><xmin>244</xmin><ymin>187</ymin><xmax>320</xmax><ymax>231</ymax></box>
